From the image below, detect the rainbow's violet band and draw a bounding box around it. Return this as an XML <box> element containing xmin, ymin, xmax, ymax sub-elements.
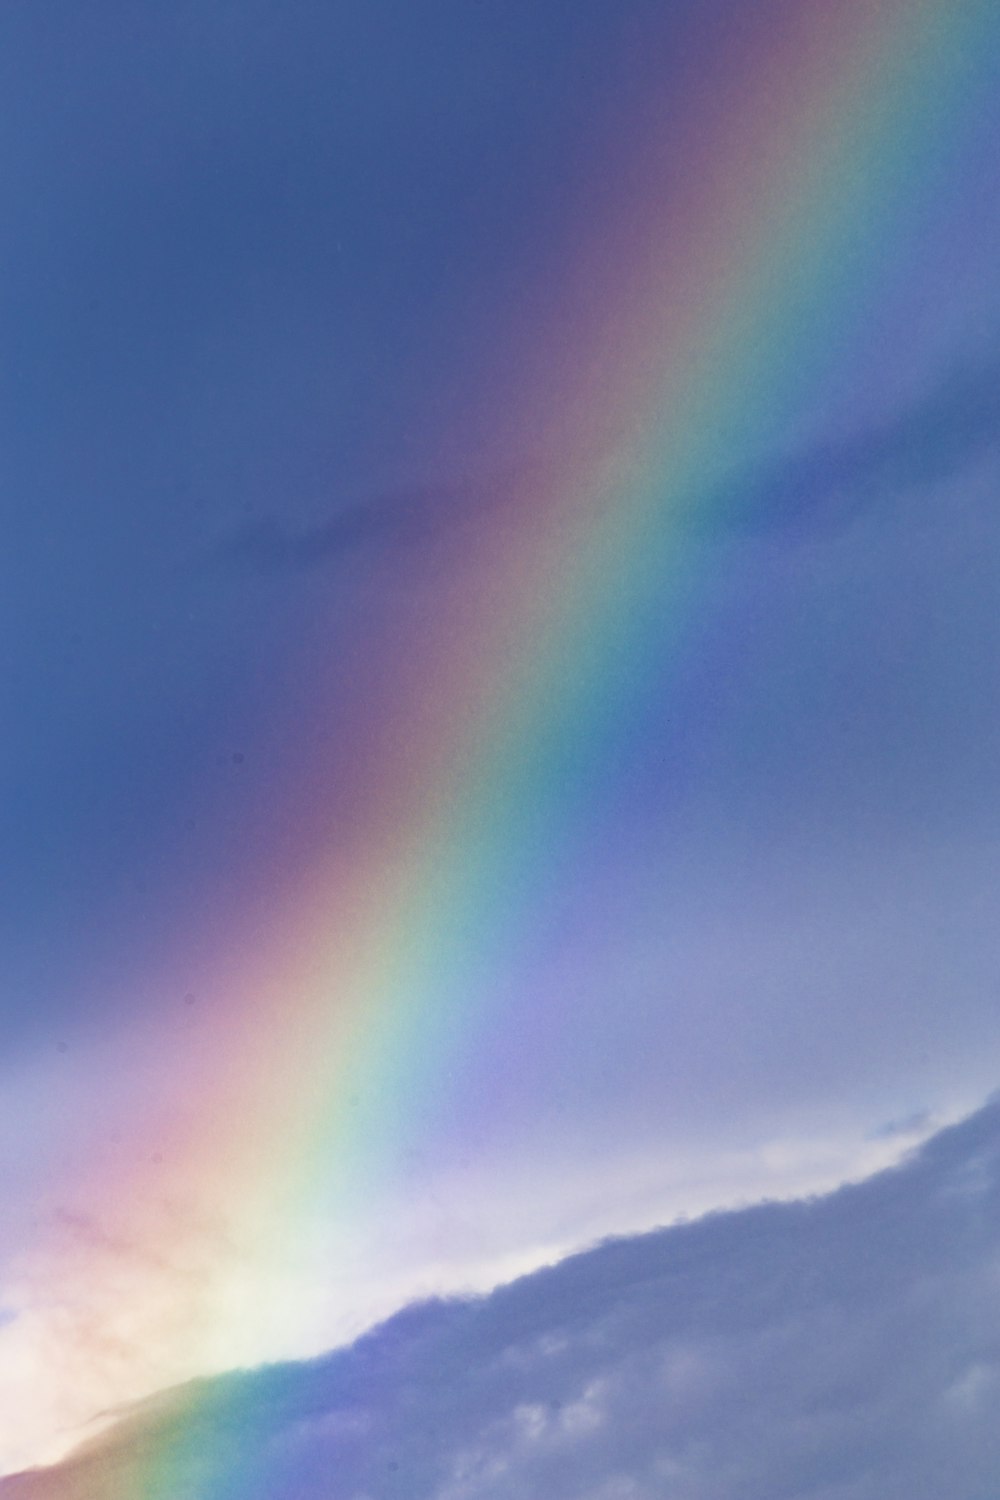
<box><xmin>10</xmin><ymin>1</ymin><xmax>999</xmax><ymax>1494</ymax></box>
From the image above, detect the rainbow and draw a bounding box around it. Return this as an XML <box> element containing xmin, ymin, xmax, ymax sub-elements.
<box><xmin>5</xmin><ymin>0</ymin><xmax>997</xmax><ymax>1492</ymax></box>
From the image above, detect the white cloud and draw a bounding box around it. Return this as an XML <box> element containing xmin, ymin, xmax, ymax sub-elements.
<box><xmin>5</xmin><ymin>1096</ymin><xmax>1000</xmax><ymax>1499</ymax></box>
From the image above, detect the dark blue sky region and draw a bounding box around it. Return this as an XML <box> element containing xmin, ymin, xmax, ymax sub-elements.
<box><xmin>0</xmin><ymin>0</ymin><xmax>615</xmax><ymax>1038</ymax></box>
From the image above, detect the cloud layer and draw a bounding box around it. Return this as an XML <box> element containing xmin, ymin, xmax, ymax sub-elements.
<box><xmin>6</xmin><ymin>1097</ymin><xmax>1000</xmax><ymax>1499</ymax></box>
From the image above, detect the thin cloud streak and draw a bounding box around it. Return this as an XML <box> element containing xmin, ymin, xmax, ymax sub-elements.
<box><xmin>205</xmin><ymin>471</ymin><xmax>527</xmax><ymax>576</ymax></box>
<box><xmin>712</xmin><ymin>351</ymin><xmax>1000</xmax><ymax>538</ymax></box>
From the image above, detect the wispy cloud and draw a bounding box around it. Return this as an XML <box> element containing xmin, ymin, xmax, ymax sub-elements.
<box><xmin>207</xmin><ymin>472</ymin><xmax>521</xmax><ymax>576</ymax></box>
<box><xmin>6</xmin><ymin>1096</ymin><xmax>1000</xmax><ymax>1498</ymax></box>
<box><xmin>713</xmin><ymin>353</ymin><xmax>1000</xmax><ymax>538</ymax></box>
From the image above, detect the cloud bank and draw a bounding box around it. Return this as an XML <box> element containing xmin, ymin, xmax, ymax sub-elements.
<box><xmin>5</xmin><ymin>1097</ymin><xmax>1000</xmax><ymax>1499</ymax></box>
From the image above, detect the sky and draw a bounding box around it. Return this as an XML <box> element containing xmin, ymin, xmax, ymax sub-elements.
<box><xmin>2</xmin><ymin>0</ymin><xmax>1000</xmax><ymax>1488</ymax></box>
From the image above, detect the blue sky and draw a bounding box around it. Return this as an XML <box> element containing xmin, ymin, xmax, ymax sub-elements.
<box><xmin>2</xmin><ymin>0</ymin><xmax>1000</xmax><ymax>1484</ymax></box>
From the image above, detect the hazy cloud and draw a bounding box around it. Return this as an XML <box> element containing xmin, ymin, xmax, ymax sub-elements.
<box><xmin>712</xmin><ymin>353</ymin><xmax>1000</xmax><ymax>538</ymax></box>
<box><xmin>6</xmin><ymin>1096</ymin><xmax>1000</xmax><ymax>1499</ymax></box>
<box><xmin>208</xmin><ymin>472</ymin><xmax>523</xmax><ymax>575</ymax></box>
